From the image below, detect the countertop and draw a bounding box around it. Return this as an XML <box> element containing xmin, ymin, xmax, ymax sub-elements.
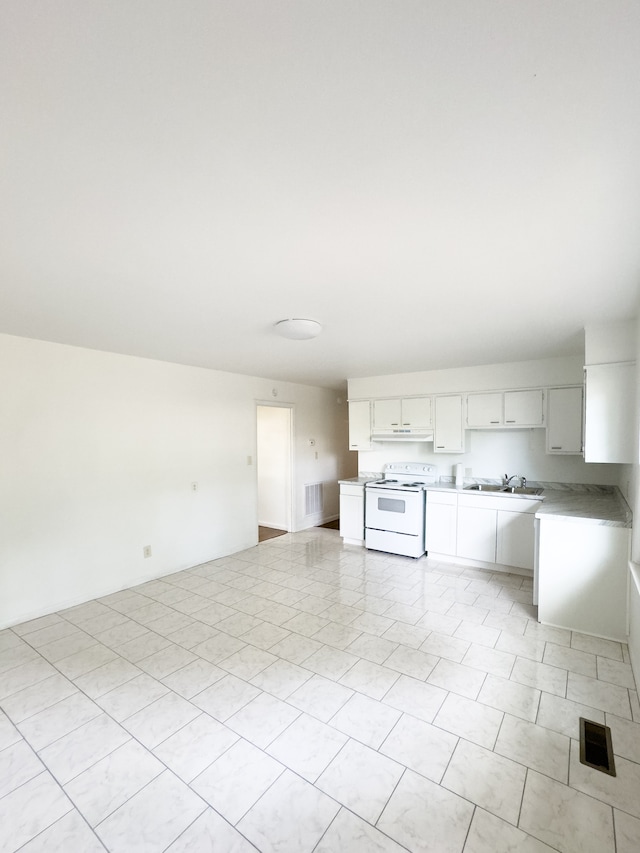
<box><xmin>340</xmin><ymin>476</ymin><xmax>632</xmax><ymax>528</ymax></box>
<box><xmin>426</xmin><ymin>481</ymin><xmax>632</xmax><ymax>528</ymax></box>
<box><xmin>533</xmin><ymin>488</ymin><xmax>632</xmax><ymax>528</ymax></box>
<box><xmin>338</xmin><ymin>475</ymin><xmax>380</xmax><ymax>486</ymax></box>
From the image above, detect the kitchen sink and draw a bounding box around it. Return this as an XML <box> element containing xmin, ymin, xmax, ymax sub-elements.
<box><xmin>464</xmin><ymin>484</ymin><xmax>505</xmax><ymax>492</ymax></box>
<box><xmin>465</xmin><ymin>484</ymin><xmax>543</xmax><ymax>496</ymax></box>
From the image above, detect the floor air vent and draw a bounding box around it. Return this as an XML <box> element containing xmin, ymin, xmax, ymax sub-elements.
<box><xmin>579</xmin><ymin>718</ymin><xmax>616</xmax><ymax>776</ymax></box>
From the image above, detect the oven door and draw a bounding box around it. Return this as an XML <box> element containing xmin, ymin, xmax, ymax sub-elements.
<box><xmin>365</xmin><ymin>486</ymin><xmax>424</xmax><ymax>535</ymax></box>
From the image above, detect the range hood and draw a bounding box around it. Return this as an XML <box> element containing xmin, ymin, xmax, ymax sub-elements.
<box><xmin>371</xmin><ymin>428</ymin><xmax>434</xmax><ymax>442</ymax></box>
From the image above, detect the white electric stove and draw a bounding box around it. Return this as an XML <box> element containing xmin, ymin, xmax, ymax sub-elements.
<box><xmin>365</xmin><ymin>462</ymin><xmax>438</xmax><ymax>558</ymax></box>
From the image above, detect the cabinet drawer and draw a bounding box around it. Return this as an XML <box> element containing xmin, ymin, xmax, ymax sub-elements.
<box><xmin>340</xmin><ymin>484</ymin><xmax>365</xmax><ymax>497</ymax></box>
<box><xmin>458</xmin><ymin>494</ymin><xmax>541</xmax><ymax>513</ymax></box>
<box><xmin>426</xmin><ymin>490</ymin><xmax>457</xmax><ymax>506</ymax></box>
<box><xmin>458</xmin><ymin>494</ymin><xmax>509</xmax><ymax>512</ymax></box>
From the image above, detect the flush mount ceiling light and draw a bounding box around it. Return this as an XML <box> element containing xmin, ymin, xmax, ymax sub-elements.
<box><xmin>273</xmin><ymin>318</ymin><xmax>322</xmax><ymax>340</ymax></box>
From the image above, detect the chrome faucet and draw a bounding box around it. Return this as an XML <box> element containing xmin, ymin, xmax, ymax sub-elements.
<box><xmin>504</xmin><ymin>474</ymin><xmax>527</xmax><ymax>488</ymax></box>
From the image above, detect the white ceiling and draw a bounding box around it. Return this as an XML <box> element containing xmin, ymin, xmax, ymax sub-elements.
<box><xmin>1</xmin><ymin>1</ymin><xmax>639</xmax><ymax>389</ymax></box>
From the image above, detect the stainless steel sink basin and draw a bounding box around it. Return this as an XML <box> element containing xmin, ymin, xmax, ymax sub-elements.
<box><xmin>464</xmin><ymin>484</ymin><xmax>505</xmax><ymax>492</ymax></box>
<box><xmin>464</xmin><ymin>484</ymin><xmax>543</xmax><ymax>496</ymax></box>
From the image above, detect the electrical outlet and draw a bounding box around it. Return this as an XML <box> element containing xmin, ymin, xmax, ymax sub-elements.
<box><xmin>143</xmin><ymin>545</ymin><xmax>152</xmax><ymax>558</ymax></box>
<box><xmin>191</xmin><ymin>481</ymin><xmax>198</xmax><ymax>491</ymax></box>
<box><xmin>247</xmin><ymin>455</ymin><xmax>252</xmax><ymax>465</ymax></box>
<box><xmin>465</xmin><ymin>468</ymin><xmax>472</xmax><ymax>477</ymax></box>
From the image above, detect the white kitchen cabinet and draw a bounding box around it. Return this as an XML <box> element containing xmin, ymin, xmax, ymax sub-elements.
<box><xmin>546</xmin><ymin>386</ymin><xmax>583</xmax><ymax>454</ymax></box>
<box><xmin>504</xmin><ymin>389</ymin><xmax>544</xmax><ymax>426</ymax></box>
<box><xmin>496</xmin><ymin>509</ymin><xmax>537</xmax><ymax>570</ymax></box>
<box><xmin>456</xmin><ymin>502</ymin><xmax>497</xmax><ymax>562</ymax></box>
<box><xmin>401</xmin><ymin>396</ymin><xmax>432</xmax><ymax>428</ymax></box>
<box><xmin>425</xmin><ymin>491</ymin><xmax>457</xmax><ymax>556</ymax></box>
<box><xmin>538</xmin><ymin>516</ymin><xmax>630</xmax><ymax>641</ymax></box>
<box><xmin>434</xmin><ymin>395</ymin><xmax>464</xmax><ymax>453</ymax></box>
<box><xmin>455</xmin><ymin>493</ymin><xmax>539</xmax><ymax>569</ymax></box>
<box><xmin>348</xmin><ymin>400</ymin><xmax>372</xmax><ymax>451</ymax></box>
<box><xmin>584</xmin><ymin>363</ymin><xmax>636</xmax><ymax>464</ymax></box>
<box><xmin>373</xmin><ymin>398</ymin><xmax>401</xmax><ymax>430</ymax></box>
<box><xmin>339</xmin><ymin>483</ymin><xmax>365</xmax><ymax>545</ymax></box>
<box><xmin>466</xmin><ymin>393</ymin><xmax>503</xmax><ymax>427</ymax></box>
<box><xmin>373</xmin><ymin>397</ymin><xmax>432</xmax><ymax>430</ymax></box>
<box><xmin>466</xmin><ymin>389</ymin><xmax>544</xmax><ymax>428</ymax></box>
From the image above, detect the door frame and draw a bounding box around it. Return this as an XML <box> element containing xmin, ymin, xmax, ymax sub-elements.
<box><xmin>256</xmin><ymin>401</ymin><xmax>295</xmax><ymax>533</ymax></box>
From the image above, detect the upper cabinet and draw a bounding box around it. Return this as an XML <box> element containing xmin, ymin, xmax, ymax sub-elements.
<box><xmin>546</xmin><ymin>386</ymin><xmax>583</xmax><ymax>454</ymax></box>
<box><xmin>348</xmin><ymin>384</ymin><xmax>586</xmax><ymax>454</ymax></box>
<box><xmin>373</xmin><ymin>397</ymin><xmax>432</xmax><ymax>430</ymax></box>
<box><xmin>466</xmin><ymin>392</ymin><xmax>503</xmax><ymax>427</ymax></box>
<box><xmin>348</xmin><ymin>400</ymin><xmax>373</xmax><ymax>451</ymax></box>
<box><xmin>504</xmin><ymin>389</ymin><xmax>544</xmax><ymax>426</ymax></box>
<box><xmin>434</xmin><ymin>395</ymin><xmax>465</xmax><ymax>453</ymax></box>
<box><xmin>402</xmin><ymin>396</ymin><xmax>433</xmax><ymax>429</ymax></box>
<box><xmin>584</xmin><ymin>363</ymin><xmax>636</xmax><ymax>463</ymax></box>
<box><xmin>467</xmin><ymin>391</ymin><xmax>504</xmax><ymax>427</ymax></box>
<box><xmin>466</xmin><ymin>389</ymin><xmax>544</xmax><ymax>428</ymax></box>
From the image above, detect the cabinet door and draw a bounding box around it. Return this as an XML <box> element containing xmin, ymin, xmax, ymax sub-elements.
<box><xmin>584</xmin><ymin>363</ymin><xmax>635</xmax><ymax>463</ymax></box>
<box><xmin>373</xmin><ymin>399</ymin><xmax>402</xmax><ymax>430</ymax></box>
<box><xmin>504</xmin><ymin>389</ymin><xmax>544</xmax><ymax>426</ymax></box>
<box><xmin>402</xmin><ymin>397</ymin><xmax>432</xmax><ymax>428</ymax></box>
<box><xmin>496</xmin><ymin>510</ymin><xmax>536</xmax><ymax>570</ymax></box>
<box><xmin>456</xmin><ymin>506</ymin><xmax>497</xmax><ymax>562</ymax></box>
<box><xmin>348</xmin><ymin>401</ymin><xmax>372</xmax><ymax>450</ymax></box>
<box><xmin>466</xmin><ymin>393</ymin><xmax>503</xmax><ymax>427</ymax></box>
<box><xmin>547</xmin><ymin>387</ymin><xmax>583</xmax><ymax>454</ymax></box>
<box><xmin>425</xmin><ymin>496</ymin><xmax>457</xmax><ymax>555</ymax></box>
<box><xmin>434</xmin><ymin>395</ymin><xmax>465</xmax><ymax>453</ymax></box>
<box><xmin>339</xmin><ymin>492</ymin><xmax>364</xmax><ymax>542</ymax></box>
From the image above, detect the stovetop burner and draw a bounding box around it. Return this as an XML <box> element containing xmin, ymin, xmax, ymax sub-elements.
<box><xmin>369</xmin><ymin>478</ymin><xmax>426</xmax><ymax>490</ymax></box>
<box><xmin>368</xmin><ymin>463</ymin><xmax>438</xmax><ymax>492</ymax></box>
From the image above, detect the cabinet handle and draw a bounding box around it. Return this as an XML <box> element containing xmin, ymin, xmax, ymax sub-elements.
<box><xmin>391</xmin><ymin>422</ymin><xmax>399</xmax><ymax>426</ymax></box>
<box><xmin>506</xmin><ymin>420</ymin><xmax>515</xmax><ymax>423</ymax></box>
<box><xmin>437</xmin><ymin>445</ymin><xmax>445</xmax><ymax>449</ymax></box>
<box><xmin>403</xmin><ymin>422</ymin><xmax>411</xmax><ymax>425</ymax></box>
<box><xmin>551</xmin><ymin>446</ymin><xmax>562</xmax><ymax>450</ymax></box>
<box><xmin>490</xmin><ymin>420</ymin><xmax>499</xmax><ymax>424</ymax></box>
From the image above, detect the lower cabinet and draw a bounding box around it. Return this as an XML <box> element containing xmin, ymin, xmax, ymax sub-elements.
<box><xmin>427</xmin><ymin>490</ymin><xmax>539</xmax><ymax>571</ymax></box>
<box><xmin>538</xmin><ymin>517</ymin><xmax>630</xmax><ymax>640</ymax></box>
<box><xmin>425</xmin><ymin>492</ymin><xmax>457</xmax><ymax>556</ymax></box>
<box><xmin>339</xmin><ymin>483</ymin><xmax>365</xmax><ymax>544</ymax></box>
<box><xmin>496</xmin><ymin>509</ymin><xmax>537</xmax><ymax>570</ymax></box>
<box><xmin>456</xmin><ymin>504</ymin><xmax>497</xmax><ymax>563</ymax></box>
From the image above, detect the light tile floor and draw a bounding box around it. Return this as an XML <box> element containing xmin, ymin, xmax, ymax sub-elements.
<box><xmin>1</xmin><ymin>528</ymin><xmax>640</xmax><ymax>852</ymax></box>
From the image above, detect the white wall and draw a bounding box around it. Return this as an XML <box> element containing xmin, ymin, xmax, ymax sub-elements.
<box><xmin>348</xmin><ymin>356</ymin><xmax>584</xmax><ymax>399</ymax></box>
<box><xmin>585</xmin><ymin>320</ymin><xmax>637</xmax><ymax>365</ymax></box>
<box><xmin>627</xmin><ymin>311</ymin><xmax>640</xmax><ymax>683</ymax></box>
<box><xmin>0</xmin><ymin>334</ymin><xmax>351</xmax><ymax>627</ymax></box>
<box><xmin>358</xmin><ymin>429</ymin><xmax>621</xmax><ymax>486</ymax></box>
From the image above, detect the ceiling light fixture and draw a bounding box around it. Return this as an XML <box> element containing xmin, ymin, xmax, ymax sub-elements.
<box><xmin>273</xmin><ymin>318</ymin><xmax>322</xmax><ymax>340</ymax></box>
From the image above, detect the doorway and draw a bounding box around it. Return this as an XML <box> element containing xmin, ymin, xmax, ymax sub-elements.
<box><xmin>256</xmin><ymin>404</ymin><xmax>292</xmax><ymax>541</ymax></box>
